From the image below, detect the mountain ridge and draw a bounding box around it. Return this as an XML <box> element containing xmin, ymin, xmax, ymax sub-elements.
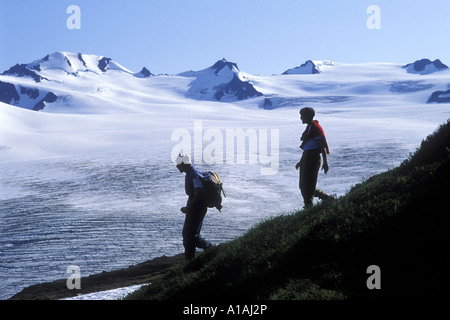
<box><xmin>3</xmin><ymin>52</ymin><xmax>450</xmax><ymax>79</ymax></box>
<box><xmin>2</xmin><ymin>52</ymin><xmax>134</xmax><ymax>80</ymax></box>
<box><xmin>282</xmin><ymin>60</ymin><xmax>335</xmax><ymax>75</ymax></box>
<box><xmin>403</xmin><ymin>58</ymin><xmax>448</xmax><ymax>75</ymax></box>
<box><xmin>1</xmin><ymin>52</ymin><xmax>450</xmax><ymax>112</ymax></box>
<box><xmin>178</xmin><ymin>57</ymin><xmax>263</xmax><ymax>101</ymax></box>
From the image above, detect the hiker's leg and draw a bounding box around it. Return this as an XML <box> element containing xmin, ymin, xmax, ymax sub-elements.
<box><xmin>182</xmin><ymin>212</ymin><xmax>197</xmax><ymax>260</ymax></box>
<box><xmin>192</xmin><ymin>203</ymin><xmax>211</xmax><ymax>250</ymax></box>
<box><xmin>299</xmin><ymin>155</ymin><xmax>313</xmax><ymax>206</ymax></box>
<box><xmin>314</xmin><ymin>189</ymin><xmax>333</xmax><ymax>200</ymax></box>
<box><xmin>182</xmin><ymin>202</ymin><xmax>210</xmax><ymax>260</ymax></box>
<box><xmin>194</xmin><ymin>233</ymin><xmax>212</xmax><ymax>250</ymax></box>
<box><xmin>300</xmin><ymin>151</ymin><xmax>320</xmax><ymax>206</ymax></box>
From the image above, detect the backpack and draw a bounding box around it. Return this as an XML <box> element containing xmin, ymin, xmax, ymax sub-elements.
<box><xmin>201</xmin><ymin>171</ymin><xmax>226</xmax><ymax>212</ymax></box>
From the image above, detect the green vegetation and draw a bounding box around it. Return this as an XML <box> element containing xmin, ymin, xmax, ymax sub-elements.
<box><xmin>127</xmin><ymin>121</ymin><xmax>449</xmax><ymax>300</ymax></box>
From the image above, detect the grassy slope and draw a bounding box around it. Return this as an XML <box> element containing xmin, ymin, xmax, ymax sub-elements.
<box><xmin>127</xmin><ymin>121</ymin><xmax>450</xmax><ymax>300</ymax></box>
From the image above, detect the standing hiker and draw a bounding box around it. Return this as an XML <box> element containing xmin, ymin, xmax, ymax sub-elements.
<box><xmin>295</xmin><ymin>107</ymin><xmax>333</xmax><ymax>207</ymax></box>
<box><xmin>176</xmin><ymin>154</ymin><xmax>213</xmax><ymax>261</ymax></box>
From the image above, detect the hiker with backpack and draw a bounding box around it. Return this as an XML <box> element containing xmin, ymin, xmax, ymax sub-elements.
<box><xmin>296</xmin><ymin>107</ymin><xmax>334</xmax><ymax>208</ymax></box>
<box><xmin>176</xmin><ymin>154</ymin><xmax>225</xmax><ymax>261</ymax></box>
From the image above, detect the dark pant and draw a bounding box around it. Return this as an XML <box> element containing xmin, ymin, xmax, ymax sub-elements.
<box><xmin>182</xmin><ymin>200</ymin><xmax>210</xmax><ymax>261</ymax></box>
<box><xmin>299</xmin><ymin>150</ymin><xmax>324</xmax><ymax>206</ymax></box>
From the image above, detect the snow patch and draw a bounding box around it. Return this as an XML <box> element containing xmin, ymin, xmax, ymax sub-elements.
<box><xmin>60</xmin><ymin>284</ymin><xmax>145</xmax><ymax>300</ymax></box>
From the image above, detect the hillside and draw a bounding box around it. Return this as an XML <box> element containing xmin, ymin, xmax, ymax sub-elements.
<box><xmin>7</xmin><ymin>120</ymin><xmax>449</xmax><ymax>300</ymax></box>
<box><xmin>126</xmin><ymin>120</ymin><xmax>450</xmax><ymax>300</ymax></box>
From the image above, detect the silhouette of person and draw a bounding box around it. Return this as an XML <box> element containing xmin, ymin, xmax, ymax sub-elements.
<box><xmin>176</xmin><ymin>154</ymin><xmax>212</xmax><ymax>261</ymax></box>
<box><xmin>296</xmin><ymin>107</ymin><xmax>333</xmax><ymax>207</ymax></box>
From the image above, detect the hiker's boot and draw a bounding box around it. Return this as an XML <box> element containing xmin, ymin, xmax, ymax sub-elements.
<box><xmin>302</xmin><ymin>201</ymin><xmax>313</xmax><ymax>209</ymax></box>
<box><xmin>202</xmin><ymin>241</ymin><xmax>213</xmax><ymax>252</ymax></box>
<box><xmin>315</xmin><ymin>190</ymin><xmax>336</xmax><ymax>202</ymax></box>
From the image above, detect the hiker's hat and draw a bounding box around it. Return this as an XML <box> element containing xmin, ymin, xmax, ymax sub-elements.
<box><xmin>176</xmin><ymin>153</ymin><xmax>191</xmax><ymax>165</ymax></box>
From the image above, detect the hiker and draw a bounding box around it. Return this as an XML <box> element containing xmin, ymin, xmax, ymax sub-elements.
<box><xmin>295</xmin><ymin>107</ymin><xmax>333</xmax><ymax>207</ymax></box>
<box><xmin>176</xmin><ymin>153</ymin><xmax>213</xmax><ymax>261</ymax></box>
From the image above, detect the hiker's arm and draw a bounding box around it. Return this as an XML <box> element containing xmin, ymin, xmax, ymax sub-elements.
<box><xmin>191</xmin><ymin>177</ymin><xmax>204</xmax><ymax>202</ymax></box>
<box><xmin>181</xmin><ymin>186</ymin><xmax>203</xmax><ymax>213</ymax></box>
<box><xmin>192</xmin><ymin>187</ymin><xmax>204</xmax><ymax>202</ymax></box>
<box><xmin>318</xmin><ymin>136</ymin><xmax>329</xmax><ymax>174</ymax></box>
<box><xmin>321</xmin><ymin>147</ymin><xmax>329</xmax><ymax>174</ymax></box>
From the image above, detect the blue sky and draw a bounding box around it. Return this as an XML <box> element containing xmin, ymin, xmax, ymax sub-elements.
<box><xmin>1</xmin><ymin>0</ymin><xmax>449</xmax><ymax>75</ymax></box>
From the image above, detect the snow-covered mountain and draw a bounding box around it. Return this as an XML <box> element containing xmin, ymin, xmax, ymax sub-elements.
<box><xmin>0</xmin><ymin>78</ymin><xmax>57</xmax><ymax>111</ymax></box>
<box><xmin>134</xmin><ymin>67</ymin><xmax>154</xmax><ymax>78</ymax></box>
<box><xmin>178</xmin><ymin>58</ymin><xmax>263</xmax><ymax>101</ymax></box>
<box><xmin>0</xmin><ymin>53</ymin><xmax>264</xmax><ymax>111</ymax></box>
<box><xmin>403</xmin><ymin>58</ymin><xmax>448</xmax><ymax>75</ymax></box>
<box><xmin>1</xmin><ymin>52</ymin><xmax>450</xmax><ymax>113</ymax></box>
<box><xmin>282</xmin><ymin>60</ymin><xmax>335</xmax><ymax>75</ymax></box>
<box><xmin>0</xmin><ymin>52</ymin><xmax>137</xmax><ymax>111</ymax></box>
<box><xmin>2</xmin><ymin>51</ymin><xmax>133</xmax><ymax>79</ymax></box>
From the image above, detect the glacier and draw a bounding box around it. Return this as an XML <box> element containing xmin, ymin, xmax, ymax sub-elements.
<box><xmin>0</xmin><ymin>52</ymin><xmax>449</xmax><ymax>299</ymax></box>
